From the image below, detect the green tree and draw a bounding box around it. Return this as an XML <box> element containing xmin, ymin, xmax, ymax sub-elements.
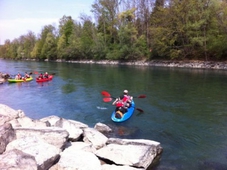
<box><xmin>41</xmin><ymin>32</ymin><xmax>57</xmax><ymax>60</ymax></box>
<box><xmin>31</xmin><ymin>25</ymin><xmax>56</xmax><ymax>60</ymax></box>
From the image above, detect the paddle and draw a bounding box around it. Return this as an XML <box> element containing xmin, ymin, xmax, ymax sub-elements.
<box><xmin>101</xmin><ymin>90</ymin><xmax>146</xmax><ymax>99</ymax></box>
<box><xmin>34</xmin><ymin>71</ymin><xmax>56</xmax><ymax>75</ymax></box>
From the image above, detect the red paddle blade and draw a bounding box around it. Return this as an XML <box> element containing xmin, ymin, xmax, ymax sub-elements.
<box><xmin>136</xmin><ymin>108</ymin><xmax>144</xmax><ymax>113</ymax></box>
<box><xmin>138</xmin><ymin>95</ymin><xmax>146</xmax><ymax>98</ymax></box>
<box><xmin>34</xmin><ymin>71</ymin><xmax>39</xmax><ymax>74</ymax></box>
<box><xmin>101</xmin><ymin>91</ymin><xmax>111</xmax><ymax>97</ymax></box>
<box><xmin>103</xmin><ymin>98</ymin><xmax>112</xmax><ymax>102</ymax></box>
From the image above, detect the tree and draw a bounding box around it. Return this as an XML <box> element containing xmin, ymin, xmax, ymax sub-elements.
<box><xmin>32</xmin><ymin>25</ymin><xmax>56</xmax><ymax>60</ymax></box>
<box><xmin>41</xmin><ymin>32</ymin><xmax>57</xmax><ymax>60</ymax></box>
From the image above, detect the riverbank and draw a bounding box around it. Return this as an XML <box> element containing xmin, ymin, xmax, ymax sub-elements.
<box><xmin>52</xmin><ymin>59</ymin><xmax>227</xmax><ymax>70</ymax></box>
<box><xmin>0</xmin><ymin>104</ymin><xmax>162</xmax><ymax>170</ymax></box>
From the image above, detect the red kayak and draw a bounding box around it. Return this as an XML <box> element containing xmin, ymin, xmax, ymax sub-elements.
<box><xmin>36</xmin><ymin>75</ymin><xmax>53</xmax><ymax>82</ymax></box>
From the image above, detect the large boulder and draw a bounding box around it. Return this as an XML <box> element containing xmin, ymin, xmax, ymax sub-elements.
<box><xmin>83</xmin><ymin>127</ymin><xmax>108</xmax><ymax>149</ymax></box>
<box><xmin>14</xmin><ymin>127</ymin><xmax>69</xmax><ymax>149</ymax></box>
<box><xmin>0</xmin><ymin>149</ymin><xmax>37</xmax><ymax>170</ymax></box>
<box><xmin>6</xmin><ymin>136</ymin><xmax>61</xmax><ymax>170</ymax></box>
<box><xmin>0</xmin><ymin>104</ymin><xmax>25</xmax><ymax>126</ymax></box>
<box><xmin>16</xmin><ymin>116</ymin><xmax>49</xmax><ymax>128</ymax></box>
<box><xmin>50</xmin><ymin>148</ymin><xmax>102</xmax><ymax>170</ymax></box>
<box><xmin>94</xmin><ymin>122</ymin><xmax>112</xmax><ymax>133</ymax></box>
<box><xmin>0</xmin><ymin>123</ymin><xmax>16</xmax><ymax>154</ymax></box>
<box><xmin>40</xmin><ymin>116</ymin><xmax>88</xmax><ymax>141</ymax></box>
<box><xmin>102</xmin><ymin>164</ymin><xmax>145</xmax><ymax>170</ymax></box>
<box><xmin>95</xmin><ymin>138</ymin><xmax>162</xmax><ymax>169</ymax></box>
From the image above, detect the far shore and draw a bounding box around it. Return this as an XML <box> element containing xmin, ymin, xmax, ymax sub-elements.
<box><xmin>2</xmin><ymin>58</ymin><xmax>227</xmax><ymax>70</ymax></box>
<box><xmin>50</xmin><ymin>59</ymin><xmax>227</xmax><ymax>70</ymax></box>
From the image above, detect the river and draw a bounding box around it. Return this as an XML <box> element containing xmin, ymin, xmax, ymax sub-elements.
<box><xmin>0</xmin><ymin>59</ymin><xmax>227</xmax><ymax>169</ymax></box>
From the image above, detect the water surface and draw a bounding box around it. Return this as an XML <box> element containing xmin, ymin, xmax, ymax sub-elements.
<box><xmin>0</xmin><ymin>59</ymin><xmax>227</xmax><ymax>169</ymax></box>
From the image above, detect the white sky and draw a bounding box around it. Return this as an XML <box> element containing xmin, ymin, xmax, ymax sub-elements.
<box><xmin>0</xmin><ymin>0</ymin><xmax>95</xmax><ymax>45</ymax></box>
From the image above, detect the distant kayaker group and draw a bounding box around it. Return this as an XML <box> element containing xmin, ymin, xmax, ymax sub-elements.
<box><xmin>0</xmin><ymin>71</ymin><xmax>54</xmax><ymax>83</ymax></box>
<box><xmin>37</xmin><ymin>72</ymin><xmax>49</xmax><ymax>80</ymax></box>
<box><xmin>14</xmin><ymin>72</ymin><xmax>31</xmax><ymax>80</ymax></box>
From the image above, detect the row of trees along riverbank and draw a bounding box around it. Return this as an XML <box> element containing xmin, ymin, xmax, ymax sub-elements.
<box><xmin>1</xmin><ymin>0</ymin><xmax>227</xmax><ymax>61</ymax></box>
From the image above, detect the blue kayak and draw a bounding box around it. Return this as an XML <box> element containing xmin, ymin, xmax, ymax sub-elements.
<box><xmin>111</xmin><ymin>101</ymin><xmax>135</xmax><ymax>122</ymax></box>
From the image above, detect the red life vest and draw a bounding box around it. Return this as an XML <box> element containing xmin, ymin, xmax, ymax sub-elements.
<box><xmin>123</xmin><ymin>95</ymin><xmax>131</xmax><ymax>102</ymax></box>
<box><xmin>116</xmin><ymin>101</ymin><xmax>124</xmax><ymax>107</ymax></box>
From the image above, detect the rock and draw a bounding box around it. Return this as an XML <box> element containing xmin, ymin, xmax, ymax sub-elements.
<box><xmin>0</xmin><ymin>104</ymin><xmax>23</xmax><ymax>125</ymax></box>
<box><xmin>6</xmin><ymin>136</ymin><xmax>60</xmax><ymax>170</ymax></box>
<box><xmin>94</xmin><ymin>122</ymin><xmax>112</xmax><ymax>133</ymax></box>
<box><xmin>83</xmin><ymin>127</ymin><xmax>108</xmax><ymax>149</ymax></box>
<box><xmin>0</xmin><ymin>114</ymin><xmax>11</xmax><ymax>126</ymax></box>
<box><xmin>14</xmin><ymin>116</ymin><xmax>49</xmax><ymax>128</ymax></box>
<box><xmin>39</xmin><ymin>115</ymin><xmax>61</xmax><ymax>126</ymax></box>
<box><xmin>0</xmin><ymin>123</ymin><xmax>16</xmax><ymax>154</ymax></box>
<box><xmin>14</xmin><ymin>127</ymin><xmax>69</xmax><ymax>149</ymax></box>
<box><xmin>40</xmin><ymin>116</ymin><xmax>87</xmax><ymax>141</ymax></box>
<box><xmin>95</xmin><ymin>138</ymin><xmax>162</xmax><ymax>169</ymax></box>
<box><xmin>0</xmin><ymin>149</ymin><xmax>37</xmax><ymax>170</ymax></box>
<box><xmin>102</xmin><ymin>164</ymin><xmax>145</xmax><ymax>170</ymax></box>
<box><xmin>65</xmin><ymin>141</ymin><xmax>96</xmax><ymax>153</ymax></box>
<box><xmin>0</xmin><ymin>104</ymin><xmax>21</xmax><ymax>118</ymax></box>
<box><xmin>50</xmin><ymin>150</ymin><xmax>101</xmax><ymax>170</ymax></box>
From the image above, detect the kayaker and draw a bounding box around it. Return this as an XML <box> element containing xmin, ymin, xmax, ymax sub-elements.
<box><xmin>123</xmin><ymin>90</ymin><xmax>133</xmax><ymax>107</ymax></box>
<box><xmin>112</xmin><ymin>95</ymin><xmax>128</xmax><ymax>118</ymax></box>
<box><xmin>44</xmin><ymin>72</ymin><xmax>49</xmax><ymax>78</ymax></box>
<box><xmin>15</xmin><ymin>72</ymin><xmax>22</xmax><ymax>80</ymax></box>
<box><xmin>38</xmin><ymin>73</ymin><xmax>43</xmax><ymax>79</ymax></box>
<box><xmin>25</xmin><ymin>72</ymin><xmax>30</xmax><ymax>78</ymax></box>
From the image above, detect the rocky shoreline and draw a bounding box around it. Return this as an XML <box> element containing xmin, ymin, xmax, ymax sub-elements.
<box><xmin>55</xmin><ymin>59</ymin><xmax>227</xmax><ymax>70</ymax></box>
<box><xmin>0</xmin><ymin>104</ymin><xmax>162</xmax><ymax>170</ymax></box>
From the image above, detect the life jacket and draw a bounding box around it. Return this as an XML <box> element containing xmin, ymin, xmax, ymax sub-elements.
<box><xmin>25</xmin><ymin>74</ymin><xmax>30</xmax><ymax>78</ymax></box>
<box><xmin>44</xmin><ymin>73</ymin><xmax>48</xmax><ymax>78</ymax></box>
<box><xmin>116</xmin><ymin>101</ymin><xmax>124</xmax><ymax>107</ymax></box>
<box><xmin>122</xmin><ymin>96</ymin><xmax>128</xmax><ymax>102</ymax></box>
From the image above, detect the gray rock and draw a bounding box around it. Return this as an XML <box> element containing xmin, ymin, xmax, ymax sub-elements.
<box><xmin>6</xmin><ymin>136</ymin><xmax>60</xmax><ymax>170</ymax></box>
<box><xmin>96</xmin><ymin>138</ymin><xmax>162</xmax><ymax>169</ymax></box>
<box><xmin>50</xmin><ymin>149</ymin><xmax>101</xmax><ymax>170</ymax></box>
<box><xmin>94</xmin><ymin>122</ymin><xmax>112</xmax><ymax>133</ymax></box>
<box><xmin>14</xmin><ymin>127</ymin><xmax>69</xmax><ymax>149</ymax></box>
<box><xmin>83</xmin><ymin>127</ymin><xmax>108</xmax><ymax>149</ymax></box>
<box><xmin>0</xmin><ymin>123</ymin><xmax>16</xmax><ymax>154</ymax></box>
<box><xmin>0</xmin><ymin>149</ymin><xmax>37</xmax><ymax>170</ymax></box>
<box><xmin>40</xmin><ymin>116</ymin><xmax>87</xmax><ymax>141</ymax></box>
<box><xmin>102</xmin><ymin>164</ymin><xmax>145</xmax><ymax>170</ymax></box>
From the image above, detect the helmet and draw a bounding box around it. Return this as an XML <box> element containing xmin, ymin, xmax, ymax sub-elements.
<box><xmin>45</xmin><ymin>72</ymin><xmax>48</xmax><ymax>74</ymax></box>
<box><xmin>123</xmin><ymin>90</ymin><xmax>128</xmax><ymax>94</ymax></box>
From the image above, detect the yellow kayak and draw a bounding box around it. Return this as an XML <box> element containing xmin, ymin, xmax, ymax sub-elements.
<box><xmin>8</xmin><ymin>76</ymin><xmax>33</xmax><ymax>83</ymax></box>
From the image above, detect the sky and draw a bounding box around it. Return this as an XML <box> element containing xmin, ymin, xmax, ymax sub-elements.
<box><xmin>0</xmin><ymin>0</ymin><xmax>95</xmax><ymax>45</ymax></box>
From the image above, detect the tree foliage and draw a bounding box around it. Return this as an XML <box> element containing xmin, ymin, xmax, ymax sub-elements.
<box><xmin>1</xmin><ymin>0</ymin><xmax>227</xmax><ymax>61</ymax></box>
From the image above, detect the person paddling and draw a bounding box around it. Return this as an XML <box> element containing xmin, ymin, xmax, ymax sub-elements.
<box><xmin>123</xmin><ymin>90</ymin><xmax>133</xmax><ymax>108</ymax></box>
<box><xmin>44</xmin><ymin>72</ymin><xmax>49</xmax><ymax>78</ymax></box>
<box><xmin>112</xmin><ymin>95</ymin><xmax>128</xmax><ymax>118</ymax></box>
<box><xmin>15</xmin><ymin>72</ymin><xmax>22</xmax><ymax>80</ymax></box>
<box><xmin>38</xmin><ymin>73</ymin><xmax>43</xmax><ymax>79</ymax></box>
<box><xmin>25</xmin><ymin>72</ymin><xmax>30</xmax><ymax>78</ymax></box>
